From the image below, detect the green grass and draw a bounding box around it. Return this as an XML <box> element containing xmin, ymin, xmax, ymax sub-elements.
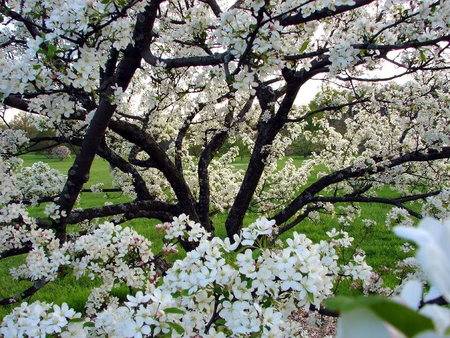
<box><xmin>20</xmin><ymin>153</ymin><xmax>114</xmax><ymax>186</ymax></box>
<box><xmin>0</xmin><ymin>154</ymin><xmax>414</xmax><ymax>319</ymax></box>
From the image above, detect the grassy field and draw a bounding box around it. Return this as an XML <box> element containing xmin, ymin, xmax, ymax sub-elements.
<box><xmin>0</xmin><ymin>154</ymin><xmax>410</xmax><ymax>319</ymax></box>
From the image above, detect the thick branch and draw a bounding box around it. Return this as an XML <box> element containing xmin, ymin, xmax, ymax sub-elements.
<box><xmin>225</xmin><ymin>68</ymin><xmax>315</xmax><ymax>238</ymax></box>
<box><xmin>54</xmin><ymin>1</ymin><xmax>163</xmax><ymax>243</ymax></box>
<box><xmin>279</xmin><ymin>0</ymin><xmax>375</xmax><ymax>26</ymax></box>
<box><xmin>287</xmin><ymin>98</ymin><xmax>371</xmax><ymax>123</ymax></box>
<box><xmin>200</xmin><ymin>0</ymin><xmax>222</xmax><ymax>17</ymax></box>
<box><xmin>3</xmin><ymin>95</ymin><xmax>30</xmax><ymax>112</ymax></box>
<box><xmin>108</xmin><ymin>119</ymin><xmax>199</xmax><ymax>222</ymax></box>
<box><xmin>273</xmin><ymin>148</ymin><xmax>450</xmax><ymax>226</ymax></box>
<box><xmin>312</xmin><ymin>195</ymin><xmax>427</xmax><ymax>219</ymax></box>
<box><xmin>0</xmin><ymin>278</ymin><xmax>48</xmax><ymax>305</ymax></box>
<box><xmin>97</xmin><ymin>140</ymin><xmax>153</xmax><ymax>201</ymax></box>
<box><xmin>140</xmin><ymin>50</ymin><xmax>229</xmax><ymax>69</ymax></box>
<box><xmin>0</xmin><ymin>244</ymin><xmax>33</xmax><ymax>259</ymax></box>
<box><xmin>0</xmin><ymin>5</ymin><xmax>47</xmax><ymax>37</ymax></box>
<box><xmin>65</xmin><ymin>200</ymin><xmax>182</xmax><ymax>224</ymax></box>
<box><xmin>175</xmin><ymin>104</ymin><xmax>204</xmax><ymax>172</ymax></box>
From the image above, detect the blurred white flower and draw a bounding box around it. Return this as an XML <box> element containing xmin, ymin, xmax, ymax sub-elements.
<box><xmin>336</xmin><ymin>307</ymin><xmax>400</xmax><ymax>338</ymax></box>
<box><xmin>394</xmin><ymin>217</ymin><xmax>450</xmax><ymax>302</ymax></box>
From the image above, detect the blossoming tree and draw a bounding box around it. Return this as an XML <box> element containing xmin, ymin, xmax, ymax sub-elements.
<box><xmin>1</xmin><ymin>0</ymin><xmax>450</xmax><ymax>336</ymax></box>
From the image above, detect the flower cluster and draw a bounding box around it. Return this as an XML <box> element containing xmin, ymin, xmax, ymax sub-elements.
<box><xmin>328</xmin><ymin>41</ymin><xmax>360</xmax><ymax>75</ymax></box>
<box><xmin>153</xmin><ymin>216</ymin><xmax>370</xmax><ymax>336</ymax></box>
<box><xmin>1</xmin><ymin>302</ymin><xmax>83</xmax><ymax>337</ymax></box>
<box><xmin>161</xmin><ymin>213</ymin><xmax>210</xmax><ymax>242</ymax></box>
<box><xmin>15</xmin><ymin>162</ymin><xmax>66</xmax><ymax>202</ymax></box>
<box><xmin>8</xmin><ymin>224</ymin><xmax>68</xmax><ymax>282</ymax></box>
<box><xmin>0</xmin><ymin>130</ymin><xmax>28</xmax><ymax>155</ymax></box>
<box><xmin>0</xmin><ymin>149</ymin><xmax>66</xmax><ymax>214</ymax></box>
<box><xmin>1</xmin><ymin>216</ymin><xmax>374</xmax><ymax>337</ymax></box>
<box><xmin>67</xmin><ymin>222</ymin><xmax>155</xmax><ymax>314</ymax></box>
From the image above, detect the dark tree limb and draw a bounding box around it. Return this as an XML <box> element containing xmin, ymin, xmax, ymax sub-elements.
<box><xmin>309</xmin><ymin>304</ymin><xmax>339</xmax><ymax>318</ymax></box>
<box><xmin>225</xmin><ymin>61</ymin><xmax>329</xmax><ymax>239</ymax></box>
<box><xmin>64</xmin><ymin>200</ymin><xmax>182</xmax><ymax>224</ymax></box>
<box><xmin>279</xmin><ymin>0</ymin><xmax>376</xmax><ymax>26</ymax></box>
<box><xmin>311</xmin><ymin>191</ymin><xmax>442</xmax><ymax>219</ymax></box>
<box><xmin>200</xmin><ymin>0</ymin><xmax>222</xmax><ymax>17</ymax></box>
<box><xmin>175</xmin><ymin>103</ymin><xmax>205</xmax><ymax>173</ymax></box>
<box><xmin>0</xmin><ymin>278</ymin><xmax>48</xmax><ymax>305</ymax></box>
<box><xmin>97</xmin><ymin>139</ymin><xmax>154</xmax><ymax>201</ymax></box>
<box><xmin>108</xmin><ymin>119</ymin><xmax>199</xmax><ymax>219</ymax></box>
<box><xmin>278</xmin><ymin>206</ymin><xmax>319</xmax><ymax>235</ymax></box>
<box><xmin>0</xmin><ymin>244</ymin><xmax>33</xmax><ymax>259</ymax></box>
<box><xmin>273</xmin><ymin>148</ymin><xmax>450</xmax><ymax>226</ymax></box>
<box><xmin>53</xmin><ymin>1</ymin><xmax>164</xmax><ymax>244</ymax></box>
<box><xmin>286</xmin><ymin>98</ymin><xmax>371</xmax><ymax>123</ymax></box>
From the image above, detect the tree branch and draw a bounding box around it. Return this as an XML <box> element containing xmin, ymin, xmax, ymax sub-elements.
<box><xmin>108</xmin><ymin>119</ymin><xmax>200</xmax><ymax>225</ymax></box>
<box><xmin>54</xmin><ymin>1</ymin><xmax>164</xmax><ymax>243</ymax></box>
<box><xmin>64</xmin><ymin>200</ymin><xmax>182</xmax><ymax>224</ymax></box>
<box><xmin>279</xmin><ymin>0</ymin><xmax>375</xmax><ymax>26</ymax></box>
<box><xmin>273</xmin><ymin>148</ymin><xmax>450</xmax><ymax>226</ymax></box>
<box><xmin>0</xmin><ymin>244</ymin><xmax>33</xmax><ymax>259</ymax></box>
<box><xmin>0</xmin><ymin>278</ymin><xmax>48</xmax><ymax>306</ymax></box>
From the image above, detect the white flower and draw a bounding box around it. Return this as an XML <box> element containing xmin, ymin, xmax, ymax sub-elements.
<box><xmin>117</xmin><ymin>317</ymin><xmax>151</xmax><ymax>338</ymax></box>
<box><xmin>394</xmin><ymin>217</ymin><xmax>450</xmax><ymax>302</ymax></box>
<box><xmin>336</xmin><ymin>307</ymin><xmax>397</xmax><ymax>338</ymax></box>
<box><xmin>395</xmin><ymin>280</ymin><xmax>423</xmax><ymax>310</ymax></box>
<box><xmin>149</xmin><ymin>289</ymin><xmax>173</xmax><ymax>307</ymax></box>
<box><xmin>60</xmin><ymin>322</ymin><xmax>87</xmax><ymax>338</ymax></box>
<box><xmin>125</xmin><ymin>291</ymin><xmax>151</xmax><ymax>308</ymax></box>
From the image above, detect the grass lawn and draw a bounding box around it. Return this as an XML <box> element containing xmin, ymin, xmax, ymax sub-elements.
<box><xmin>0</xmin><ymin>153</ymin><xmax>413</xmax><ymax>319</ymax></box>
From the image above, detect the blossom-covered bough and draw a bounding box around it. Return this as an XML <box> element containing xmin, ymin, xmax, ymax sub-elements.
<box><xmin>1</xmin><ymin>0</ymin><xmax>450</xmax><ymax>336</ymax></box>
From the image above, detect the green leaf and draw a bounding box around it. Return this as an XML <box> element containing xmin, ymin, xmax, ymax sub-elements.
<box><xmin>171</xmin><ymin>291</ymin><xmax>182</xmax><ymax>298</ymax></box>
<box><xmin>69</xmin><ymin>318</ymin><xmax>84</xmax><ymax>323</ymax></box>
<box><xmin>216</xmin><ymin>319</ymin><xmax>226</xmax><ymax>326</ymax></box>
<box><xmin>163</xmin><ymin>307</ymin><xmax>186</xmax><ymax>315</ymax></box>
<box><xmin>419</xmin><ymin>50</ymin><xmax>426</xmax><ymax>62</ymax></box>
<box><xmin>167</xmin><ymin>322</ymin><xmax>185</xmax><ymax>335</ymax></box>
<box><xmin>262</xmin><ymin>296</ymin><xmax>272</xmax><ymax>308</ymax></box>
<box><xmin>222</xmin><ymin>289</ymin><xmax>230</xmax><ymax>299</ymax></box>
<box><xmin>47</xmin><ymin>44</ymin><xmax>57</xmax><ymax>59</ymax></box>
<box><xmin>370</xmin><ymin>301</ymin><xmax>434</xmax><ymax>337</ymax></box>
<box><xmin>300</xmin><ymin>40</ymin><xmax>309</xmax><ymax>53</ymax></box>
<box><xmin>326</xmin><ymin>296</ymin><xmax>435</xmax><ymax>337</ymax></box>
<box><xmin>307</xmin><ymin>291</ymin><xmax>314</xmax><ymax>304</ymax></box>
<box><xmin>181</xmin><ymin>289</ymin><xmax>191</xmax><ymax>297</ymax></box>
<box><xmin>252</xmin><ymin>249</ymin><xmax>262</xmax><ymax>260</ymax></box>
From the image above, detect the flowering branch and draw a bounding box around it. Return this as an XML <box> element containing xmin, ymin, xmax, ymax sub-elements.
<box><xmin>274</xmin><ymin>147</ymin><xmax>450</xmax><ymax>226</ymax></box>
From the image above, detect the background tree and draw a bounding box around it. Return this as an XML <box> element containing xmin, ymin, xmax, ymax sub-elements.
<box><xmin>51</xmin><ymin>145</ymin><xmax>71</xmax><ymax>161</ymax></box>
<box><xmin>1</xmin><ymin>0</ymin><xmax>450</xmax><ymax>334</ymax></box>
<box><xmin>8</xmin><ymin>111</ymin><xmax>38</xmax><ymax>139</ymax></box>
